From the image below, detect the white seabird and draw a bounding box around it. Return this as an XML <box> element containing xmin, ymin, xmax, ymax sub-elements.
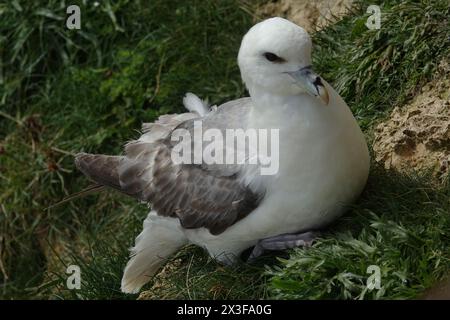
<box><xmin>75</xmin><ymin>17</ymin><xmax>370</xmax><ymax>294</ymax></box>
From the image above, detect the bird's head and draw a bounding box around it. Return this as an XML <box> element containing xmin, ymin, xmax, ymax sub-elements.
<box><xmin>238</xmin><ymin>17</ymin><xmax>329</xmax><ymax>105</ymax></box>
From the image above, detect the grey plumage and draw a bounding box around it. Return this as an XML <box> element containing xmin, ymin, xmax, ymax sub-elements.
<box><xmin>74</xmin><ymin>17</ymin><xmax>370</xmax><ymax>294</ymax></box>
<box><xmin>75</xmin><ymin>97</ymin><xmax>261</xmax><ymax>235</ymax></box>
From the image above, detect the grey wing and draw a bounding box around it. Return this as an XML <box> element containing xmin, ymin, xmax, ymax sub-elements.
<box><xmin>75</xmin><ymin>97</ymin><xmax>262</xmax><ymax>235</ymax></box>
<box><xmin>170</xmin><ymin>97</ymin><xmax>254</xmax><ymax>176</ymax></box>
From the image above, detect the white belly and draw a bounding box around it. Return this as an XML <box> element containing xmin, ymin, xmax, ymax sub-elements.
<box><xmin>185</xmin><ymin>87</ymin><xmax>370</xmax><ymax>261</ymax></box>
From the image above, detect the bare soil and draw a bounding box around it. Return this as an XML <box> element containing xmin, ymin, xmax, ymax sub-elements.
<box><xmin>257</xmin><ymin>0</ymin><xmax>354</xmax><ymax>32</ymax></box>
<box><xmin>373</xmin><ymin>59</ymin><xmax>450</xmax><ymax>180</ymax></box>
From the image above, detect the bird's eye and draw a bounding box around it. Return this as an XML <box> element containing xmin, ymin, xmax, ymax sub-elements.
<box><xmin>263</xmin><ymin>52</ymin><xmax>285</xmax><ymax>63</ymax></box>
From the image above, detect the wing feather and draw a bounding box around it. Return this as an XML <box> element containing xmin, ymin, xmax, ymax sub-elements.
<box><xmin>75</xmin><ymin>96</ymin><xmax>262</xmax><ymax>235</ymax></box>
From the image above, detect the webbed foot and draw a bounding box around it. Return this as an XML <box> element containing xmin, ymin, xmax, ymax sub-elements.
<box><xmin>248</xmin><ymin>231</ymin><xmax>318</xmax><ymax>262</ymax></box>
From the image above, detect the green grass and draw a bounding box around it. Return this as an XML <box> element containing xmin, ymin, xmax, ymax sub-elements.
<box><xmin>0</xmin><ymin>0</ymin><xmax>255</xmax><ymax>299</ymax></box>
<box><xmin>1</xmin><ymin>0</ymin><xmax>449</xmax><ymax>299</ymax></box>
<box><xmin>269</xmin><ymin>167</ymin><xmax>450</xmax><ymax>299</ymax></box>
<box><xmin>312</xmin><ymin>0</ymin><xmax>450</xmax><ymax>129</ymax></box>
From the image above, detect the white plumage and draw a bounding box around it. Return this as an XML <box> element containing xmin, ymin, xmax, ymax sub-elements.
<box><xmin>182</xmin><ymin>92</ymin><xmax>210</xmax><ymax>116</ymax></box>
<box><xmin>75</xmin><ymin>17</ymin><xmax>370</xmax><ymax>294</ymax></box>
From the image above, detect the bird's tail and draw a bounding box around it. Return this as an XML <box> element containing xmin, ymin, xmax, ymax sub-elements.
<box><xmin>74</xmin><ymin>152</ymin><xmax>123</xmax><ymax>191</ymax></box>
<box><xmin>121</xmin><ymin>211</ymin><xmax>187</xmax><ymax>294</ymax></box>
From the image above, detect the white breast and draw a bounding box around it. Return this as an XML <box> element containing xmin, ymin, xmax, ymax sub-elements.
<box><xmin>185</xmin><ymin>83</ymin><xmax>370</xmax><ymax>261</ymax></box>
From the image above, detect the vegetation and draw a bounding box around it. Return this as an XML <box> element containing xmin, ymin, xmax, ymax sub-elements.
<box><xmin>0</xmin><ymin>0</ymin><xmax>449</xmax><ymax>299</ymax></box>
